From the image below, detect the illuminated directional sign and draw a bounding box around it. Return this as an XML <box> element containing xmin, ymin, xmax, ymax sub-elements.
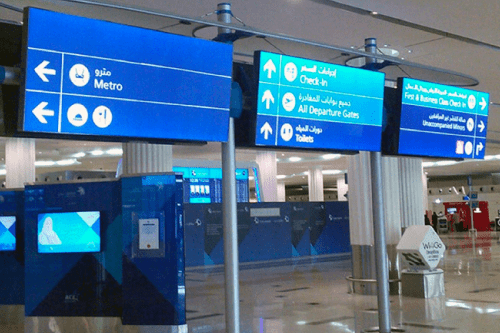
<box><xmin>383</xmin><ymin>78</ymin><xmax>489</xmax><ymax>159</ymax></box>
<box><xmin>20</xmin><ymin>8</ymin><xmax>233</xmax><ymax>142</ymax></box>
<box><xmin>253</xmin><ymin>51</ymin><xmax>385</xmax><ymax>151</ymax></box>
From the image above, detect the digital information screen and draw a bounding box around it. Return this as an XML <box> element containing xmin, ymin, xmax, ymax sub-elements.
<box><xmin>0</xmin><ymin>216</ymin><xmax>16</xmax><ymax>251</ymax></box>
<box><xmin>173</xmin><ymin>167</ymin><xmax>249</xmax><ymax>204</ymax></box>
<box><xmin>395</xmin><ymin>78</ymin><xmax>489</xmax><ymax>159</ymax></box>
<box><xmin>21</xmin><ymin>8</ymin><xmax>233</xmax><ymax>142</ymax></box>
<box><xmin>37</xmin><ymin>211</ymin><xmax>100</xmax><ymax>253</ymax></box>
<box><xmin>254</xmin><ymin>51</ymin><xmax>385</xmax><ymax>151</ymax></box>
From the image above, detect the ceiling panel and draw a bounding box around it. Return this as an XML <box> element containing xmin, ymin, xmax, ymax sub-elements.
<box><xmin>0</xmin><ymin>0</ymin><xmax>498</xmax><ymax>184</ymax></box>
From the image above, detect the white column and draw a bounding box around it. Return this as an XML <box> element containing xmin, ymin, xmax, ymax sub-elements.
<box><xmin>348</xmin><ymin>152</ymin><xmax>402</xmax><ymax>295</ymax></box>
<box><xmin>122</xmin><ymin>142</ymin><xmax>172</xmax><ymax>174</ymax></box>
<box><xmin>337</xmin><ymin>177</ymin><xmax>348</xmax><ymax>202</ymax></box>
<box><xmin>348</xmin><ymin>152</ymin><xmax>373</xmax><ymax>247</ymax></box>
<box><xmin>277</xmin><ymin>182</ymin><xmax>286</xmax><ymax>202</ymax></box>
<box><xmin>381</xmin><ymin>157</ymin><xmax>402</xmax><ymax>245</ymax></box>
<box><xmin>308</xmin><ymin>166</ymin><xmax>324</xmax><ymax>202</ymax></box>
<box><xmin>422</xmin><ymin>167</ymin><xmax>429</xmax><ymax>212</ymax></box>
<box><xmin>399</xmin><ymin>157</ymin><xmax>425</xmax><ymax>228</ymax></box>
<box><xmin>255</xmin><ymin>151</ymin><xmax>278</xmax><ymax>202</ymax></box>
<box><xmin>6</xmin><ymin>138</ymin><xmax>35</xmax><ymax>188</ymax></box>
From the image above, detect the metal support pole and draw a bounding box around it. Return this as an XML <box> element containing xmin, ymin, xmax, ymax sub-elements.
<box><xmin>0</xmin><ymin>66</ymin><xmax>20</xmax><ymax>85</ymax></box>
<box><xmin>366</xmin><ymin>38</ymin><xmax>392</xmax><ymax>333</ymax></box>
<box><xmin>218</xmin><ymin>3</ymin><xmax>240</xmax><ymax>333</ymax></box>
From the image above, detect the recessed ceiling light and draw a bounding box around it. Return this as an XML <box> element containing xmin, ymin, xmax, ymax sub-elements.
<box><xmin>371</xmin><ymin>11</ymin><xmax>378</xmax><ymax>15</ymax></box>
<box><xmin>277</xmin><ymin>175</ymin><xmax>287</xmax><ymax>179</ymax></box>
<box><xmin>322</xmin><ymin>169</ymin><xmax>342</xmax><ymax>175</ymax></box>
<box><xmin>72</xmin><ymin>152</ymin><xmax>86</xmax><ymax>158</ymax></box>
<box><xmin>289</xmin><ymin>157</ymin><xmax>302</xmax><ymax>162</ymax></box>
<box><xmin>35</xmin><ymin>161</ymin><xmax>56</xmax><ymax>167</ymax></box>
<box><xmin>322</xmin><ymin>153</ymin><xmax>341</xmax><ymax>160</ymax></box>
<box><xmin>90</xmin><ymin>150</ymin><xmax>104</xmax><ymax>156</ymax></box>
<box><xmin>408</xmin><ymin>49</ymin><xmax>412</xmax><ymax>53</ymax></box>
<box><xmin>56</xmin><ymin>159</ymin><xmax>77</xmax><ymax>166</ymax></box>
<box><xmin>106</xmin><ymin>148</ymin><xmax>123</xmax><ymax>156</ymax></box>
<box><xmin>435</xmin><ymin>160</ymin><xmax>457</xmax><ymax>166</ymax></box>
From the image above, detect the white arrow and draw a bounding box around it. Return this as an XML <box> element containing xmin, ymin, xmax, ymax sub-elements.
<box><xmin>476</xmin><ymin>142</ymin><xmax>484</xmax><ymax>156</ymax></box>
<box><xmin>478</xmin><ymin>120</ymin><xmax>485</xmax><ymax>132</ymax></box>
<box><xmin>262</xmin><ymin>90</ymin><xmax>274</xmax><ymax>109</ymax></box>
<box><xmin>260</xmin><ymin>122</ymin><xmax>273</xmax><ymax>140</ymax></box>
<box><xmin>263</xmin><ymin>59</ymin><xmax>276</xmax><ymax>79</ymax></box>
<box><xmin>35</xmin><ymin>61</ymin><xmax>56</xmax><ymax>82</ymax></box>
<box><xmin>479</xmin><ymin>97</ymin><xmax>487</xmax><ymax>111</ymax></box>
<box><xmin>32</xmin><ymin>102</ymin><xmax>54</xmax><ymax>124</ymax></box>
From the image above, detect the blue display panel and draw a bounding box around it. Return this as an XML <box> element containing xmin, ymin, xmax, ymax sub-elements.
<box><xmin>254</xmin><ymin>51</ymin><xmax>385</xmax><ymax>151</ymax></box>
<box><xmin>384</xmin><ymin>78</ymin><xmax>489</xmax><ymax>159</ymax></box>
<box><xmin>37</xmin><ymin>211</ymin><xmax>100</xmax><ymax>253</ymax></box>
<box><xmin>24</xmin><ymin>181</ymin><xmax>122</xmax><ymax>317</ymax></box>
<box><xmin>173</xmin><ymin>167</ymin><xmax>249</xmax><ymax>203</ymax></box>
<box><xmin>21</xmin><ymin>8</ymin><xmax>233</xmax><ymax>142</ymax></box>
<box><xmin>0</xmin><ymin>216</ymin><xmax>16</xmax><ymax>251</ymax></box>
<box><xmin>0</xmin><ymin>191</ymin><xmax>24</xmax><ymax>305</ymax></box>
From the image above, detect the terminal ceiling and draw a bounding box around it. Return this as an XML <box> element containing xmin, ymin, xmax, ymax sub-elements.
<box><xmin>0</xmin><ymin>0</ymin><xmax>499</xmax><ymax>186</ymax></box>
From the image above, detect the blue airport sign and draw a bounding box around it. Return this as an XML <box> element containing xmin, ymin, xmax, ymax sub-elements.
<box><xmin>21</xmin><ymin>8</ymin><xmax>233</xmax><ymax>142</ymax></box>
<box><xmin>254</xmin><ymin>51</ymin><xmax>385</xmax><ymax>151</ymax></box>
<box><xmin>397</xmin><ymin>78</ymin><xmax>489</xmax><ymax>159</ymax></box>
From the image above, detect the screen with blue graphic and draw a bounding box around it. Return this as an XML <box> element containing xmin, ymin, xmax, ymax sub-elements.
<box><xmin>173</xmin><ymin>167</ymin><xmax>249</xmax><ymax>203</ymax></box>
<box><xmin>383</xmin><ymin>78</ymin><xmax>489</xmax><ymax>159</ymax></box>
<box><xmin>0</xmin><ymin>216</ymin><xmax>16</xmax><ymax>251</ymax></box>
<box><xmin>37</xmin><ymin>211</ymin><xmax>100</xmax><ymax>253</ymax></box>
<box><xmin>253</xmin><ymin>51</ymin><xmax>385</xmax><ymax>151</ymax></box>
<box><xmin>21</xmin><ymin>8</ymin><xmax>233</xmax><ymax>143</ymax></box>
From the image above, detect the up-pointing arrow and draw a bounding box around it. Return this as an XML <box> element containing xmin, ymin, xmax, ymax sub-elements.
<box><xmin>32</xmin><ymin>102</ymin><xmax>54</xmax><ymax>124</ymax></box>
<box><xmin>263</xmin><ymin>59</ymin><xmax>276</xmax><ymax>79</ymax></box>
<box><xmin>478</xmin><ymin>120</ymin><xmax>485</xmax><ymax>133</ymax></box>
<box><xmin>262</xmin><ymin>90</ymin><xmax>274</xmax><ymax>109</ymax></box>
<box><xmin>34</xmin><ymin>61</ymin><xmax>56</xmax><ymax>82</ymax></box>
<box><xmin>479</xmin><ymin>97</ymin><xmax>487</xmax><ymax>111</ymax></box>
<box><xmin>260</xmin><ymin>122</ymin><xmax>273</xmax><ymax>140</ymax></box>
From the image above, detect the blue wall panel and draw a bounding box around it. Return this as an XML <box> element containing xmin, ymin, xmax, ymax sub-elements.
<box><xmin>183</xmin><ymin>204</ymin><xmax>205</xmax><ymax>267</ymax></box>
<box><xmin>203</xmin><ymin>204</ymin><xmax>224</xmax><ymax>265</ymax></box>
<box><xmin>290</xmin><ymin>203</ymin><xmax>311</xmax><ymax>257</ymax></box>
<box><xmin>24</xmin><ymin>181</ymin><xmax>122</xmax><ymax>316</ymax></box>
<box><xmin>238</xmin><ymin>203</ymin><xmax>291</xmax><ymax>262</ymax></box>
<box><xmin>0</xmin><ymin>190</ymin><xmax>24</xmax><ymax>305</ymax></box>
<box><xmin>183</xmin><ymin>201</ymin><xmax>351</xmax><ymax>267</ymax></box>
<box><xmin>320</xmin><ymin>202</ymin><xmax>350</xmax><ymax>254</ymax></box>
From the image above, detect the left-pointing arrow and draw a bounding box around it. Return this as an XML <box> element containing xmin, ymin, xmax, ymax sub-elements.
<box><xmin>32</xmin><ymin>102</ymin><xmax>54</xmax><ymax>124</ymax></box>
<box><xmin>34</xmin><ymin>61</ymin><xmax>56</xmax><ymax>82</ymax></box>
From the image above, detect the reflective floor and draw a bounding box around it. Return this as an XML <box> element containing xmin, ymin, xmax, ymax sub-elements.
<box><xmin>2</xmin><ymin>231</ymin><xmax>500</xmax><ymax>332</ymax></box>
<box><xmin>186</xmin><ymin>232</ymin><xmax>500</xmax><ymax>333</ymax></box>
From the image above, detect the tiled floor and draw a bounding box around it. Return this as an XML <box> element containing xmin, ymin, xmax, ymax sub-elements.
<box><xmin>186</xmin><ymin>231</ymin><xmax>500</xmax><ymax>332</ymax></box>
<box><xmin>2</xmin><ymin>231</ymin><xmax>500</xmax><ymax>332</ymax></box>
